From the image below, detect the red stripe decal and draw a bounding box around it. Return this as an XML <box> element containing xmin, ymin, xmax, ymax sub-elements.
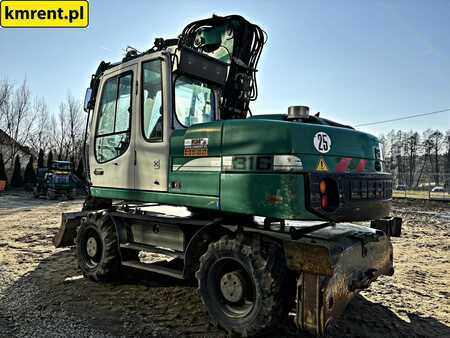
<box><xmin>356</xmin><ymin>159</ymin><xmax>367</xmax><ymax>173</ymax></box>
<box><xmin>335</xmin><ymin>158</ymin><xmax>352</xmax><ymax>173</ymax></box>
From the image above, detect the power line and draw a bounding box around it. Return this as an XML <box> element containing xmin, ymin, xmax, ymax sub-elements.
<box><xmin>354</xmin><ymin>108</ymin><xmax>450</xmax><ymax>127</ymax></box>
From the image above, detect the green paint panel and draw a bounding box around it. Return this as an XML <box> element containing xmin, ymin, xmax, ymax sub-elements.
<box><xmin>169</xmin><ymin>171</ymin><xmax>220</xmax><ymax>196</ymax></box>
<box><xmin>222</xmin><ymin>119</ymin><xmax>292</xmax><ymax>155</ymax></box>
<box><xmin>221</xmin><ymin>119</ymin><xmax>379</xmax><ymax>160</ymax></box>
<box><xmin>91</xmin><ymin>187</ymin><xmax>219</xmax><ymax>210</ymax></box>
<box><xmin>220</xmin><ymin>173</ymin><xmax>319</xmax><ymax>220</ymax></box>
<box><xmin>169</xmin><ymin>121</ymin><xmax>223</xmax><ymax>198</ymax></box>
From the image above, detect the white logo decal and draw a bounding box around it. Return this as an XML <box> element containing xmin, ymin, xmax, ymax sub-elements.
<box><xmin>313</xmin><ymin>132</ymin><xmax>331</xmax><ymax>153</ymax></box>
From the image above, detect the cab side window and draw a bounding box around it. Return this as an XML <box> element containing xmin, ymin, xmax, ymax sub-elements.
<box><xmin>142</xmin><ymin>60</ymin><xmax>163</xmax><ymax>142</ymax></box>
<box><xmin>95</xmin><ymin>73</ymin><xmax>132</xmax><ymax>163</ymax></box>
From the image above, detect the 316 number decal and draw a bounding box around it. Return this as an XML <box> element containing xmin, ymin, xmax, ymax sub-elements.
<box><xmin>231</xmin><ymin>156</ymin><xmax>273</xmax><ymax>171</ymax></box>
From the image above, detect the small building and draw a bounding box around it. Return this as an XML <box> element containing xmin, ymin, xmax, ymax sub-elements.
<box><xmin>0</xmin><ymin>129</ymin><xmax>35</xmax><ymax>178</ymax></box>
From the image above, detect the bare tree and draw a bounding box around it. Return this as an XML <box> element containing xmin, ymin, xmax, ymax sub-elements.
<box><xmin>416</xmin><ymin>137</ymin><xmax>433</xmax><ymax>187</ymax></box>
<box><xmin>404</xmin><ymin>131</ymin><xmax>419</xmax><ymax>187</ymax></box>
<box><xmin>65</xmin><ymin>93</ymin><xmax>84</xmax><ymax>162</ymax></box>
<box><xmin>0</xmin><ymin>78</ymin><xmax>13</xmax><ymax>122</ymax></box>
<box><xmin>0</xmin><ymin>78</ymin><xmax>32</xmax><ymax>167</ymax></box>
<box><xmin>424</xmin><ymin>130</ymin><xmax>444</xmax><ymax>185</ymax></box>
<box><xmin>29</xmin><ymin>97</ymin><xmax>50</xmax><ymax>152</ymax></box>
<box><xmin>445</xmin><ymin>131</ymin><xmax>450</xmax><ymax>191</ymax></box>
<box><xmin>55</xmin><ymin>102</ymin><xmax>68</xmax><ymax>160</ymax></box>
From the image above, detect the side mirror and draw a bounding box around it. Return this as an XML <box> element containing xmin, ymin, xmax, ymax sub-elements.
<box><xmin>83</xmin><ymin>88</ymin><xmax>93</xmax><ymax>112</ymax></box>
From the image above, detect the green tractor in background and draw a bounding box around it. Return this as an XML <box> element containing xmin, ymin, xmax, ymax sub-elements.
<box><xmin>33</xmin><ymin>160</ymin><xmax>76</xmax><ymax>200</ymax></box>
<box><xmin>54</xmin><ymin>15</ymin><xmax>402</xmax><ymax>336</ymax></box>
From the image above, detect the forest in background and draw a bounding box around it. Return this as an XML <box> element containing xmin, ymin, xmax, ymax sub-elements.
<box><xmin>0</xmin><ymin>77</ymin><xmax>85</xmax><ymax>169</ymax></box>
<box><xmin>380</xmin><ymin>129</ymin><xmax>450</xmax><ymax>190</ymax></box>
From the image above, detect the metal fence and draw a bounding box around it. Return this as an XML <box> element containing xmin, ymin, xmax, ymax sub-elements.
<box><xmin>391</xmin><ymin>172</ymin><xmax>450</xmax><ymax>201</ymax></box>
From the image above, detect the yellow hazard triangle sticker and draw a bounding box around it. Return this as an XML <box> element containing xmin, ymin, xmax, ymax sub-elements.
<box><xmin>316</xmin><ymin>158</ymin><xmax>329</xmax><ymax>171</ymax></box>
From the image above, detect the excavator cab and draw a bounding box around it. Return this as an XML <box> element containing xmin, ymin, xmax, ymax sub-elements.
<box><xmin>82</xmin><ymin>50</ymin><xmax>222</xmax><ymax>193</ymax></box>
<box><xmin>81</xmin><ymin>15</ymin><xmax>261</xmax><ymax>195</ymax></box>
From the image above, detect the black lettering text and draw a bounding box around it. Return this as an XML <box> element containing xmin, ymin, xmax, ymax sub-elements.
<box><xmin>4</xmin><ymin>6</ymin><xmax>14</xmax><ymax>19</ymax></box>
<box><xmin>15</xmin><ymin>9</ymin><xmax>29</xmax><ymax>20</ymax></box>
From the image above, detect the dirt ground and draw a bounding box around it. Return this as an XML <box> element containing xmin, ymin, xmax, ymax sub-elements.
<box><xmin>0</xmin><ymin>191</ymin><xmax>449</xmax><ymax>337</ymax></box>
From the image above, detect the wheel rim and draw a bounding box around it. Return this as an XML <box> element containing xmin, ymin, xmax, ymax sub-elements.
<box><xmin>86</xmin><ymin>237</ymin><xmax>98</xmax><ymax>257</ymax></box>
<box><xmin>220</xmin><ymin>270</ymin><xmax>245</xmax><ymax>303</ymax></box>
<box><xmin>81</xmin><ymin>228</ymin><xmax>103</xmax><ymax>268</ymax></box>
<box><xmin>208</xmin><ymin>258</ymin><xmax>256</xmax><ymax>318</ymax></box>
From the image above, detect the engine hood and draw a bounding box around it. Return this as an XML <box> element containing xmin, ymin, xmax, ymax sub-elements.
<box><xmin>221</xmin><ymin>118</ymin><xmax>383</xmax><ymax>173</ymax></box>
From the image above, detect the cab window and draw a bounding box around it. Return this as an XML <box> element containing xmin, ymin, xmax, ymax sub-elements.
<box><xmin>142</xmin><ymin>60</ymin><xmax>163</xmax><ymax>141</ymax></box>
<box><xmin>175</xmin><ymin>76</ymin><xmax>215</xmax><ymax>127</ymax></box>
<box><xmin>95</xmin><ymin>72</ymin><xmax>132</xmax><ymax>163</ymax></box>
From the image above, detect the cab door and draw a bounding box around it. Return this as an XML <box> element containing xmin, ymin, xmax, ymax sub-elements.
<box><xmin>89</xmin><ymin>65</ymin><xmax>136</xmax><ymax>189</ymax></box>
<box><xmin>134</xmin><ymin>53</ymin><xmax>172</xmax><ymax>191</ymax></box>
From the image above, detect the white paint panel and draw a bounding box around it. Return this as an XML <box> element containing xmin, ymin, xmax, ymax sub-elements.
<box><xmin>174</xmin><ymin>157</ymin><xmax>221</xmax><ymax>171</ymax></box>
<box><xmin>89</xmin><ymin>64</ymin><xmax>137</xmax><ymax>189</ymax></box>
<box><xmin>134</xmin><ymin>53</ymin><xmax>172</xmax><ymax>191</ymax></box>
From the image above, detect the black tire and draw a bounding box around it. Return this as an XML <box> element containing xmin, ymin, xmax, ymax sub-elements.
<box><xmin>47</xmin><ymin>189</ymin><xmax>56</xmax><ymax>200</ymax></box>
<box><xmin>82</xmin><ymin>196</ymin><xmax>112</xmax><ymax>211</ymax></box>
<box><xmin>76</xmin><ymin>212</ymin><xmax>120</xmax><ymax>281</ymax></box>
<box><xmin>196</xmin><ymin>235</ymin><xmax>292</xmax><ymax>336</ymax></box>
<box><xmin>66</xmin><ymin>189</ymin><xmax>75</xmax><ymax>200</ymax></box>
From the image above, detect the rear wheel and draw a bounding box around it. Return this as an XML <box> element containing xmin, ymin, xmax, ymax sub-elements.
<box><xmin>66</xmin><ymin>189</ymin><xmax>76</xmax><ymax>200</ymax></box>
<box><xmin>76</xmin><ymin>212</ymin><xmax>120</xmax><ymax>281</ymax></box>
<box><xmin>33</xmin><ymin>187</ymin><xmax>39</xmax><ymax>198</ymax></box>
<box><xmin>196</xmin><ymin>235</ymin><xmax>292</xmax><ymax>336</ymax></box>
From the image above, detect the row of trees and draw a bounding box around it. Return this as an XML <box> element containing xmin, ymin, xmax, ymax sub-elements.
<box><xmin>379</xmin><ymin>129</ymin><xmax>450</xmax><ymax>188</ymax></box>
<box><xmin>0</xmin><ymin>153</ymin><xmax>36</xmax><ymax>188</ymax></box>
<box><xmin>0</xmin><ymin>149</ymin><xmax>85</xmax><ymax>189</ymax></box>
<box><xmin>0</xmin><ymin>77</ymin><xmax>85</xmax><ymax>168</ymax></box>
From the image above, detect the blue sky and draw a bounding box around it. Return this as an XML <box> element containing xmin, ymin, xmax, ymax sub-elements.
<box><xmin>0</xmin><ymin>0</ymin><xmax>449</xmax><ymax>136</ymax></box>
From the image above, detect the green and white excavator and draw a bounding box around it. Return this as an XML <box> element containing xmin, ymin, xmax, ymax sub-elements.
<box><xmin>55</xmin><ymin>15</ymin><xmax>402</xmax><ymax>336</ymax></box>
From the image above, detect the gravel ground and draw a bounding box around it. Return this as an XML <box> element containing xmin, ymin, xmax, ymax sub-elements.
<box><xmin>0</xmin><ymin>191</ymin><xmax>449</xmax><ymax>337</ymax></box>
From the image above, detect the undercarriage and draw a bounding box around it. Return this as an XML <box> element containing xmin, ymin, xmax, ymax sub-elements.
<box><xmin>55</xmin><ymin>202</ymin><xmax>401</xmax><ymax>336</ymax></box>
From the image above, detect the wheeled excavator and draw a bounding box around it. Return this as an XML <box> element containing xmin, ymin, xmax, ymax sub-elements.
<box><xmin>55</xmin><ymin>15</ymin><xmax>402</xmax><ymax>336</ymax></box>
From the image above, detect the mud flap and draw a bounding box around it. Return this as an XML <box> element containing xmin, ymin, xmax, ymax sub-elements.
<box><xmin>53</xmin><ymin>211</ymin><xmax>87</xmax><ymax>248</ymax></box>
<box><xmin>296</xmin><ymin>272</ymin><xmax>327</xmax><ymax>336</ymax></box>
<box><xmin>371</xmin><ymin>217</ymin><xmax>402</xmax><ymax>237</ymax></box>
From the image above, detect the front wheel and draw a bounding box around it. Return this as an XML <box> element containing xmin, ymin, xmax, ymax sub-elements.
<box><xmin>76</xmin><ymin>212</ymin><xmax>120</xmax><ymax>281</ymax></box>
<box><xmin>66</xmin><ymin>189</ymin><xmax>76</xmax><ymax>200</ymax></box>
<box><xmin>46</xmin><ymin>189</ymin><xmax>56</xmax><ymax>200</ymax></box>
<box><xmin>196</xmin><ymin>235</ymin><xmax>292</xmax><ymax>336</ymax></box>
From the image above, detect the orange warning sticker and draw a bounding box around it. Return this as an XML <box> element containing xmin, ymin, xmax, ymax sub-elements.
<box><xmin>184</xmin><ymin>148</ymin><xmax>208</xmax><ymax>157</ymax></box>
<box><xmin>316</xmin><ymin>158</ymin><xmax>329</xmax><ymax>171</ymax></box>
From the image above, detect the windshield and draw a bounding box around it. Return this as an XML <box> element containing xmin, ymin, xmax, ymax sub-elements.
<box><xmin>174</xmin><ymin>76</ymin><xmax>215</xmax><ymax>128</ymax></box>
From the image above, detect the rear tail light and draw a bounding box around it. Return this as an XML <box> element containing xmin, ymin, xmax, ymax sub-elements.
<box><xmin>321</xmin><ymin>194</ymin><xmax>328</xmax><ymax>209</ymax></box>
<box><xmin>319</xmin><ymin>180</ymin><xmax>327</xmax><ymax>194</ymax></box>
<box><xmin>318</xmin><ymin>178</ymin><xmax>338</xmax><ymax>211</ymax></box>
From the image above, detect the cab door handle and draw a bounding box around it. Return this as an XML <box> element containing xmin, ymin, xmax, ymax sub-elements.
<box><xmin>94</xmin><ymin>168</ymin><xmax>104</xmax><ymax>175</ymax></box>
